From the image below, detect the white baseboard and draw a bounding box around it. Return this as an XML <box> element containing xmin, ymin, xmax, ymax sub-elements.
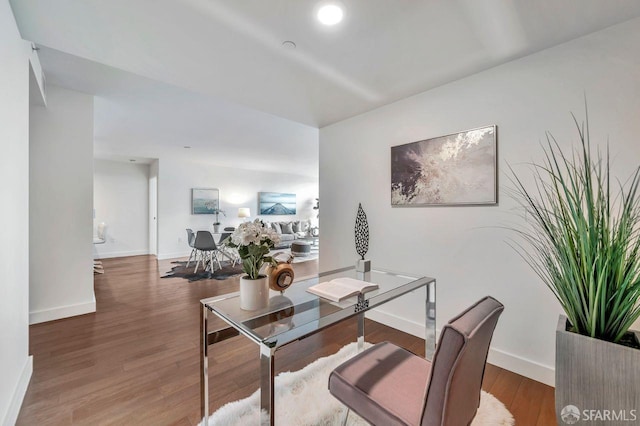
<box><xmin>157</xmin><ymin>251</ymin><xmax>191</xmax><ymax>261</ymax></box>
<box><xmin>366</xmin><ymin>308</ymin><xmax>426</xmax><ymax>338</ymax></box>
<box><xmin>94</xmin><ymin>249</ymin><xmax>149</xmax><ymax>259</ymax></box>
<box><xmin>366</xmin><ymin>308</ymin><xmax>555</xmax><ymax>387</ymax></box>
<box><xmin>2</xmin><ymin>355</ymin><xmax>32</xmax><ymax>426</ymax></box>
<box><xmin>29</xmin><ymin>300</ymin><xmax>96</xmax><ymax>325</ymax></box>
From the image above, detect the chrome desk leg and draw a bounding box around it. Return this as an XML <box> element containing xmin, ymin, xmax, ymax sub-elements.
<box><xmin>200</xmin><ymin>304</ymin><xmax>209</xmax><ymax>425</ymax></box>
<box><xmin>260</xmin><ymin>345</ymin><xmax>276</xmax><ymax>425</ymax></box>
<box><xmin>345</xmin><ymin>309</ymin><xmax>365</xmax><ymax>426</ymax></box>
<box><xmin>357</xmin><ymin>311</ymin><xmax>365</xmax><ymax>352</ymax></box>
<box><xmin>425</xmin><ymin>280</ymin><xmax>437</xmax><ymax>361</ymax></box>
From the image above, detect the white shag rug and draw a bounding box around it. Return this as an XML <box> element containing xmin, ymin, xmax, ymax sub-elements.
<box><xmin>205</xmin><ymin>342</ymin><xmax>514</xmax><ymax>426</ymax></box>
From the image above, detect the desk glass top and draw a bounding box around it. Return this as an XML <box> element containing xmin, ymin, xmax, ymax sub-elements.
<box><xmin>201</xmin><ymin>267</ymin><xmax>434</xmax><ymax>348</ymax></box>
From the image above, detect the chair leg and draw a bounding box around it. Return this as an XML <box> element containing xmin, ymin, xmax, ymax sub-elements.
<box><xmin>205</xmin><ymin>251</ymin><xmax>213</xmax><ymax>272</ymax></box>
<box><xmin>219</xmin><ymin>247</ymin><xmax>230</xmax><ymax>262</ymax></box>
<box><xmin>93</xmin><ymin>260</ymin><xmax>104</xmax><ymax>274</ymax></box>
<box><xmin>186</xmin><ymin>248</ymin><xmax>196</xmax><ymax>268</ymax></box>
<box><xmin>194</xmin><ymin>250</ymin><xmax>201</xmax><ymax>273</ymax></box>
<box><xmin>220</xmin><ymin>247</ymin><xmax>236</xmax><ymax>265</ymax></box>
<box><xmin>229</xmin><ymin>248</ymin><xmax>239</xmax><ymax>266</ymax></box>
<box><xmin>212</xmin><ymin>251</ymin><xmax>222</xmax><ymax>271</ymax></box>
<box><xmin>341</xmin><ymin>408</ymin><xmax>350</xmax><ymax>426</ymax></box>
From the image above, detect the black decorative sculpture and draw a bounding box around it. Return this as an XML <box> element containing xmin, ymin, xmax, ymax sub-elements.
<box><xmin>355</xmin><ymin>203</ymin><xmax>369</xmax><ymax>261</ymax></box>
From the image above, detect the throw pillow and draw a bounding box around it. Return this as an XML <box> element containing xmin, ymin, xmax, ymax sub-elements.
<box><xmin>301</xmin><ymin>221</ymin><xmax>309</xmax><ymax>232</ymax></box>
<box><xmin>271</xmin><ymin>222</ymin><xmax>282</xmax><ymax>234</ymax></box>
<box><xmin>282</xmin><ymin>222</ymin><xmax>294</xmax><ymax>234</ymax></box>
<box><xmin>293</xmin><ymin>221</ymin><xmax>302</xmax><ymax>233</ymax></box>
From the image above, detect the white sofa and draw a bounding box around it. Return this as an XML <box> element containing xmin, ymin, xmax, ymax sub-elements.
<box><xmin>263</xmin><ymin>220</ymin><xmax>313</xmax><ymax>248</ymax></box>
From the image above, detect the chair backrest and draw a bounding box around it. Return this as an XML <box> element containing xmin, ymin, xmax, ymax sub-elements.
<box><xmin>219</xmin><ymin>232</ymin><xmax>232</xmax><ymax>245</ymax></box>
<box><xmin>421</xmin><ymin>296</ymin><xmax>504</xmax><ymax>426</ymax></box>
<box><xmin>186</xmin><ymin>229</ymin><xmax>196</xmax><ymax>248</ymax></box>
<box><xmin>194</xmin><ymin>230</ymin><xmax>216</xmax><ymax>251</ymax></box>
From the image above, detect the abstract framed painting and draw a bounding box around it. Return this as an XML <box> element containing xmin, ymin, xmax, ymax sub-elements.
<box><xmin>192</xmin><ymin>188</ymin><xmax>219</xmax><ymax>214</ymax></box>
<box><xmin>391</xmin><ymin>125</ymin><xmax>497</xmax><ymax>206</ymax></box>
<box><xmin>259</xmin><ymin>192</ymin><xmax>296</xmax><ymax>215</ymax></box>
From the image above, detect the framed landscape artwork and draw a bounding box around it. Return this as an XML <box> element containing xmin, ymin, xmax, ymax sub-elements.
<box><xmin>391</xmin><ymin>125</ymin><xmax>497</xmax><ymax>206</ymax></box>
<box><xmin>259</xmin><ymin>192</ymin><xmax>296</xmax><ymax>215</ymax></box>
<box><xmin>192</xmin><ymin>188</ymin><xmax>219</xmax><ymax>214</ymax></box>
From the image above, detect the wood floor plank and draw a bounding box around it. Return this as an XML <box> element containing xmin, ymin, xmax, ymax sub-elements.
<box><xmin>509</xmin><ymin>376</ymin><xmax>546</xmax><ymax>424</ymax></box>
<box><xmin>486</xmin><ymin>367</ymin><xmax>524</xmax><ymax>409</ymax></box>
<box><xmin>481</xmin><ymin>363</ymin><xmax>500</xmax><ymax>390</ymax></box>
<box><xmin>536</xmin><ymin>382</ymin><xmax>558</xmax><ymax>426</ymax></box>
<box><xmin>17</xmin><ymin>254</ymin><xmax>555</xmax><ymax>425</ymax></box>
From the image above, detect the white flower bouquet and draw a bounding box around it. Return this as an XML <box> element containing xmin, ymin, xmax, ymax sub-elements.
<box><xmin>227</xmin><ymin>219</ymin><xmax>281</xmax><ymax>279</ymax></box>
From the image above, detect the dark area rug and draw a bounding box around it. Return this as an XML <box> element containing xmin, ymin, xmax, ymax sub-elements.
<box><xmin>161</xmin><ymin>261</ymin><xmax>244</xmax><ymax>282</ymax></box>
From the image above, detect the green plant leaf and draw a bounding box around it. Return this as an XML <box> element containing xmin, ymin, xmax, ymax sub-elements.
<box><xmin>509</xmin><ymin>109</ymin><xmax>640</xmax><ymax>343</ymax></box>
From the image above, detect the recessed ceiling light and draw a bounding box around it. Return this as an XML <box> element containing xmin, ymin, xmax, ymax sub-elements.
<box><xmin>317</xmin><ymin>4</ymin><xmax>343</xmax><ymax>26</ymax></box>
<box><xmin>282</xmin><ymin>40</ymin><xmax>297</xmax><ymax>50</ymax></box>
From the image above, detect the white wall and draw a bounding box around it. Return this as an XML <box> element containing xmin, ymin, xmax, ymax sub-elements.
<box><xmin>149</xmin><ymin>159</ymin><xmax>158</xmax><ymax>256</ymax></box>
<box><xmin>94</xmin><ymin>159</ymin><xmax>149</xmax><ymax>258</ymax></box>
<box><xmin>158</xmin><ymin>158</ymin><xmax>319</xmax><ymax>259</ymax></box>
<box><xmin>319</xmin><ymin>18</ymin><xmax>640</xmax><ymax>386</ymax></box>
<box><xmin>30</xmin><ymin>84</ymin><xmax>95</xmax><ymax>324</ymax></box>
<box><xmin>0</xmin><ymin>2</ymin><xmax>32</xmax><ymax>424</ymax></box>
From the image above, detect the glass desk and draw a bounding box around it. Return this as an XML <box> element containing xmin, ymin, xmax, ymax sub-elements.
<box><xmin>200</xmin><ymin>266</ymin><xmax>436</xmax><ymax>425</ymax></box>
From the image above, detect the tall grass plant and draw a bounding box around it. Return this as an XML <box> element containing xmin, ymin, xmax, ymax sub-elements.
<box><xmin>510</xmin><ymin>113</ymin><xmax>640</xmax><ymax>343</ymax></box>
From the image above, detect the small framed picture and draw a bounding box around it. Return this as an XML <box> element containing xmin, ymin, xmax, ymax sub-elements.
<box><xmin>192</xmin><ymin>188</ymin><xmax>219</xmax><ymax>214</ymax></box>
<box><xmin>259</xmin><ymin>192</ymin><xmax>296</xmax><ymax>215</ymax></box>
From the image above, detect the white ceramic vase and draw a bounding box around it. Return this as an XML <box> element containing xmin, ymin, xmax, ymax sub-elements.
<box><xmin>240</xmin><ymin>275</ymin><xmax>269</xmax><ymax>310</ymax></box>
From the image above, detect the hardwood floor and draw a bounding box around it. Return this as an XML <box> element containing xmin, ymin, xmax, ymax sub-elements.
<box><xmin>17</xmin><ymin>255</ymin><xmax>556</xmax><ymax>425</ymax></box>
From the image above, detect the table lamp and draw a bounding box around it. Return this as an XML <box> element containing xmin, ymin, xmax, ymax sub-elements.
<box><xmin>238</xmin><ymin>207</ymin><xmax>251</xmax><ymax>221</ymax></box>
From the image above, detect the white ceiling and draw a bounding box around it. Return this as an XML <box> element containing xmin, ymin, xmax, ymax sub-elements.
<box><xmin>37</xmin><ymin>47</ymin><xmax>319</xmax><ymax>176</ymax></box>
<box><xmin>10</xmin><ymin>0</ymin><xmax>640</xmax><ymax>175</ymax></box>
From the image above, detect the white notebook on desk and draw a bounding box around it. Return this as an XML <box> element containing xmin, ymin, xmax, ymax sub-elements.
<box><xmin>307</xmin><ymin>277</ymin><xmax>378</xmax><ymax>302</ymax></box>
